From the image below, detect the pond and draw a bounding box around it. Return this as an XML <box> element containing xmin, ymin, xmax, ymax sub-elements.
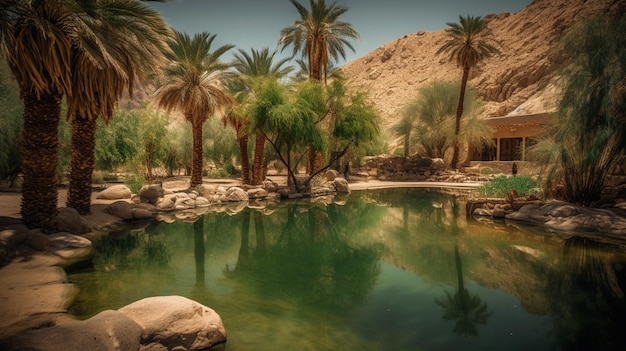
<box><xmin>68</xmin><ymin>188</ymin><xmax>626</xmax><ymax>351</ymax></box>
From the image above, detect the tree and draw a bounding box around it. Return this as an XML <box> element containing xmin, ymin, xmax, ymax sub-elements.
<box><xmin>155</xmin><ymin>31</ymin><xmax>235</xmax><ymax>187</ymax></box>
<box><xmin>280</xmin><ymin>0</ymin><xmax>359</xmax><ymax>82</ymax></box>
<box><xmin>245</xmin><ymin>76</ymin><xmax>378</xmax><ymax>192</ymax></box>
<box><xmin>0</xmin><ymin>59</ymin><xmax>22</xmax><ymax>185</ymax></box>
<box><xmin>229</xmin><ymin>47</ymin><xmax>293</xmax><ymax>185</ymax></box>
<box><xmin>531</xmin><ymin>13</ymin><xmax>626</xmax><ymax>206</ymax></box>
<box><xmin>65</xmin><ymin>0</ymin><xmax>171</xmax><ymax>214</ymax></box>
<box><xmin>280</xmin><ymin>0</ymin><xmax>359</xmax><ymax>173</ymax></box>
<box><xmin>1</xmin><ymin>1</ymin><xmax>78</xmax><ymax>228</ymax></box>
<box><xmin>437</xmin><ymin>15</ymin><xmax>499</xmax><ymax>169</ymax></box>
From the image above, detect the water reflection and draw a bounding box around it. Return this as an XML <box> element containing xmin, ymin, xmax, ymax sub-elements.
<box><xmin>68</xmin><ymin>189</ymin><xmax>626</xmax><ymax>351</ymax></box>
<box><xmin>547</xmin><ymin>237</ymin><xmax>626</xmax><ymax>351</ymax></box>
<box><xmin>435</xmin><ymin>244</ymin><xmax>491</xmax><ymax>337</ymax></box>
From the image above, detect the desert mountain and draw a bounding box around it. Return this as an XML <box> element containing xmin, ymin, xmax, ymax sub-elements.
<box><xmin>340</xmin><ymin>0</ymin><xmax>625</xmax><ymax>131</ymax></box>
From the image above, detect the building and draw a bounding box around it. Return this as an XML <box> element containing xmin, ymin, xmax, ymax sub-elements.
<box><xmin>472</xmin><ymin>112</ymin><xmax>556</xmax><ymax>162</ymax></box>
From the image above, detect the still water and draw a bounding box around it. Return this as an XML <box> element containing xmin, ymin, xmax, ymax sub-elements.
<box><xmin>68</xmin><ymin>188</ymin><xmax>626</xmax><ymax>351</ymax></box>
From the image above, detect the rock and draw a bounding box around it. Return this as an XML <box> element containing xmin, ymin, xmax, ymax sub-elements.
<box><xmin>155</xmin><ymin>197</ymin><xmax>176</xmax><ymax>212</ymax></box>
<box><xmin>47</xmin><ymin>233</ymin><xmax>94</xmax><ymax>268</ymax></box>
<box><xmin>333</xmin><ymin>178</ymin><xmax>350</xmax><ymax>194</ymax></box>
<box><xmin>225</xmin><ymin>187</ymin><xmax>248</xmax><ymax>202</ymax></box>
<box><xmin>96</xmin><ymin>184</ymin><xmax>132</xmax><ymax>200</ymax></box>
<box><xmin>0</xmin><ymin>225</ymin><xmax>29</xmax><ymax>248</ymax></box>
<box><xmin>195</xmin><ymin>197</ymin><xmax>210</xmax><ymax>207</ymax></box>
<box><xmin>263</xmin><ymin>180</ymin><xmax>278</xmax><ymax>193</ymax></box>
<box><xmin>55</xmin><ymin>207</ymin><xmax>90</xmax><ymax>234</ymax></box>
<box><xmin>473</xmin><ymin>208</ymin><xmax>493</xmax><ymax>217</ymax></box>
<box><xmin>324</xmin><ymin>169</ymin><xmax>339</xmax><ymax>182</ymax></box>
<box><xmin>139</xmin><ymin>185</ymin><xmax>164</xmax><ymax>205</ymax></box>
<box><xmin>118</xmin><ymin>296</ymin><xmax>227</xmax><ymax>351</ymax></box>
<box><xmin>0</xmin><ymin>310</ymin><xmax>143</xmax><ymax>351</ymax></box>
<box><xmin>105</xmin><ymin>201</ymin><xmax>134</xmax><ymax>220</ymax></box>
<box><xmin>27</xmin><ymin>231</ymin><xmax>49</xmax><ymax>251</ymax></box>
<box><xmin>247</xmin><ymin>188</ymin><xmax>268</xmax><ymax>199</ymax></box>
<box><xmin>493</xmin><ymin>209</ymin><xmax>507</xmax><ymax>219</ymax></box>
<box><xmin>132</xmin><ymin>208</ymin><xmax>156</xmax><ymax>221</ymax></box>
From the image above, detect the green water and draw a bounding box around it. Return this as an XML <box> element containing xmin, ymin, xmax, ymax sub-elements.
<box><xmin>68</xmin><ymin>188</ymin><xmax>626</xmax><ymax>351</ymax></box>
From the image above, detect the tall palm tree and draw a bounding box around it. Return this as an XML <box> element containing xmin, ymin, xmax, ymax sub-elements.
<box><xmin>280</xmin><ymin>0</ymin><xmax>359</xmax><ymax>82</ymax></box>
<box><xmin>230</xmin><ymin>47</ymin><xmax>293</xmax><ymax>185</ymax></box>
<box><xmin>155</xmin><ymin>31</ymin><xmax>235</xmax><ymax>187</ymax></box>
<box><xmin>280</xmin><ymin>0</ymin><xmax>359</xmax><ymax>174</ymax></box>
<box><xmin>436</xmin><ymin>15</ymin><xmax>499</xmax><ymax>169</ymax></box>
<box><xmin>1</xmin><ymin>1</ymin><xmax>76</xmax><ymax>229</ymax></box>
<box><xmin>66</xmin><ymin>0</ymin><xmax>171</xmax><ymax>215</ymax></box>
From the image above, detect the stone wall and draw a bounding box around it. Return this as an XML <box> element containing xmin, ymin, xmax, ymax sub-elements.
<box><xmin>356</xmin><ymin>155</ymin><xmax>445</xmax><ymax>181</ymax></box>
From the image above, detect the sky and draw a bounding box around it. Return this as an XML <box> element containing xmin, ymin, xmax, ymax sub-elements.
<box><xmin>147</xmin><ymin>0</ymin><xmax>532</xmax><ymax>65</ymax></box>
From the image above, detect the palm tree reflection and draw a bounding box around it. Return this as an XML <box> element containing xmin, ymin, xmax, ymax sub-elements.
<box><xmin>435</xmin><ymin>244</ymin><xmax>491</xmax><ymax>336</ymax></box>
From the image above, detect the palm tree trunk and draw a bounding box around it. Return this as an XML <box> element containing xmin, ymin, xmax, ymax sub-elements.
<box><xmin>190</xmin><ymin>120</ymin><xmax>204</xmax><ymax>187</ymax></box>
<box><xmin>451</xmin><ymin>66</ymin><xmax>470</xmax><ymax>169</ymax></box>
<box><xmin>307</xmin><ymin>147</ymin><xmax>324</xmax><ymax>175</ymax></box>
<box><xmin>251</xmin><ymin>132</ymin><xmax>265</xmax><ymax>185</ymax></box>
<box><xmin>238</xmin><ymin>135</ymin><xmax>250</xmax><ymax>185</ymax></box>
<box><xmin>20</xmin><ymin>90</ymin><xmax>62</xmax><ymax>230</ymax></box>
<box><xmin>67</xmin><ymin>115</ymin><xmax>97</xmax><ymax>215</ymax></box>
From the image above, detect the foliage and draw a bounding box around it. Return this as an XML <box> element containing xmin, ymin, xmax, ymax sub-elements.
<box><xmin>393</xmin><ymin>80</ymin><xmax>492</xmax><ymax>165</ymax></box>
<box><xmin>0</xmin><ymin>60</ymin><xmax>22</xmax><ymax>181</ymax></box>
<box><xmin>95</xmin><ymin>110</ymin><xmax>141</xmax><ymax>172</ymax></box>
<box><xmin>529</xmin><ymin>13</ymin><xmax>626</xmax><ymax>206</ymax></box>
<box><xmin>124</xmin><ymin>173</ymin><xmax>145</xmax><ymax>194</ymax></box>
<box><xmin>138</xmin><ymin>109</ymin><xmax>170</xmax><ymax>180</ymax></box>
<box><xmin>437</xmin><ymin>15</ymin><xmax>500</xmax><ymax>169</ymax></box>
<box><xmin>202</xmin><ymin>117</ymin><xmax>238</xmax><ymax>170</ymax></box>
<box><xmin>478</xmin><ymin>175</ymin><xmax>537</xmax><ymax>198</ymax></box>
<box><xmin>154</xmin><ymin>30</ymin><xmax>235</xmax><ymax>187</ymax></box>
<box><xmin>279</xmin><ymin>0</ymin><xmax>359</xmax><ymax>81</ymax></box>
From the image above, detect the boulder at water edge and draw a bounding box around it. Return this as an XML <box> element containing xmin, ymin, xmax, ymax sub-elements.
<box><xmin>0</xmin><ymin>310</ymin><xmax>143</xmax><ymax>351</ymax></box>
<box><xmin>118</xmin><ymin>295</ymin><xmax>227</xmax><ymax>350</ymax></box>
<box><xmin>96</xmin><ymin>184</ymin><xmax>132</xmax><ymax>200</ymax></box>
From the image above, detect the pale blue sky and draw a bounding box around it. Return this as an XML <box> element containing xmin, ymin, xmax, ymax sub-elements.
<box><xmin>148</xmin><ymin>0</ymin><xmax>531</xmax><ymax>64</ymax></box>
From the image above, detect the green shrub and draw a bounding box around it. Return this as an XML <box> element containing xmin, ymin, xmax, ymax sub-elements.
<box><xmin>480</xmin><ymin>167</ymin><xmax>494</xmax><ymax>175</ymax></box>
<box><xmin>125</xmin><ymin>174</ymin><xmax>145</xmax><ymax>194</ymax></box>
<box><xmin>208</xmin><ymin>168</ymin><xmax>229</xmax><ymax>178</ymax></box>
<box><xmin>478</xmin><ymin>175</ymin><xmax>538</xmax><ymax>198</ymax></box>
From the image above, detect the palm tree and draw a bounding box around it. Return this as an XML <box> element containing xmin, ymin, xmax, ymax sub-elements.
<box><xmin>436</xmin><ymin>15</ymin><xmax>499</xmax><ymax>169</ymax></box>
<box><xmin>155</xmin><ymin>31</ymin><xmax>235</xmax><ymax>187</ymax></box>
<box><xmin>280</xmin><ymin>0</ymin><xmax>359</xmax><ymax>174</ymax></box>
<box><xmin>66</xmin><ymin>0</ymin><xmax>171</xmax><ymax>215</ymax></box>
<box><xmin>230</xmin><ymin>47</ymin><xmax>293</xmax><ymax>185</ymax></box>
<box><xmin>435</xmin><ymin>244</ymin><xmax>492</xmax><ymax>337</ymax></box>
<box><xmin>1</xmin><ymin>1</ymin><xmax>76</xmax><ymax>229</ymax></box>
<box><xmin>391</xmin><ymin>101</ymin><xmax>419</xmax><ymax>157</ymax></box>
<box><xmin>280</xmin><ymin>0</ymin><xmax>359</xmax><ymax>82</ymax></box>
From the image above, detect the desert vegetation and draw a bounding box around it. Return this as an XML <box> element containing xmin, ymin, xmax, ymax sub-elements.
<box><xmin>0</xmin><ymin>0</ymin><xmax>624</xmax><ymax>231</ymax></box>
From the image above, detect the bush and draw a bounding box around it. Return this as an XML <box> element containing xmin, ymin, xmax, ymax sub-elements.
<box><xmin>480</xmin><ymin>167</ymin><xmax>494</xmax><ymax>174</ymax></box>
<box><xmin>478</xmin><ymin>175</ymin><xmax>537</xmax><ymax>198</ymax></box>
<box><xmin>125</xmin><ymin>174</ymin><xmax>145</xmax><ymax>194</ymax></box>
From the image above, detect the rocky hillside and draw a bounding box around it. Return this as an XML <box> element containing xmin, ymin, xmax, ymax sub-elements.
<box><xmin>340</xmin><ymin>0</ymin><xmax>625</xmax><ymax>131</ymax></box>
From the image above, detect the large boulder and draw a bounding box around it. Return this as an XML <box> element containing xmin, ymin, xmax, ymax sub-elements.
<box><xmin>0</xmin><ymin>310</ymin><xmax>142</xmax><ymax>351</ymax></box>
<box><xmin>247</xmin><ymin>188</ymin><xmax>268</xmax><ymax>199</ymax></box>
<box><xmin>333</xmin><ymin>178</ymin><xmax>350</xmax><ymax>194</ymax></box>
<box><xmin>104</xmin><ymin>201</ymin><xmax>134</xmax><ymax>220</ymax></box>
<box><xmin>55</xmin><ymin>208</ymin><xmax>90</xmax><ymax>234</ymax></box>
<box><xmin>96</xmin><ymin>184</ymin><xmax>132</xmax><ymax>200</ymax></box>
<box><xmin>118</xmin><ymin>296</ymin><xmax>227</xmax><ymax>350</ymax></box>
<box><xmin>139</xmin><ymin>185</ymin><xmax>164</xmax><ymax>205</ymax></box>
<box><xmin>225</xmin><ymin>187</ymin><xmax>248</xmax><ymax>202</ymax></box>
